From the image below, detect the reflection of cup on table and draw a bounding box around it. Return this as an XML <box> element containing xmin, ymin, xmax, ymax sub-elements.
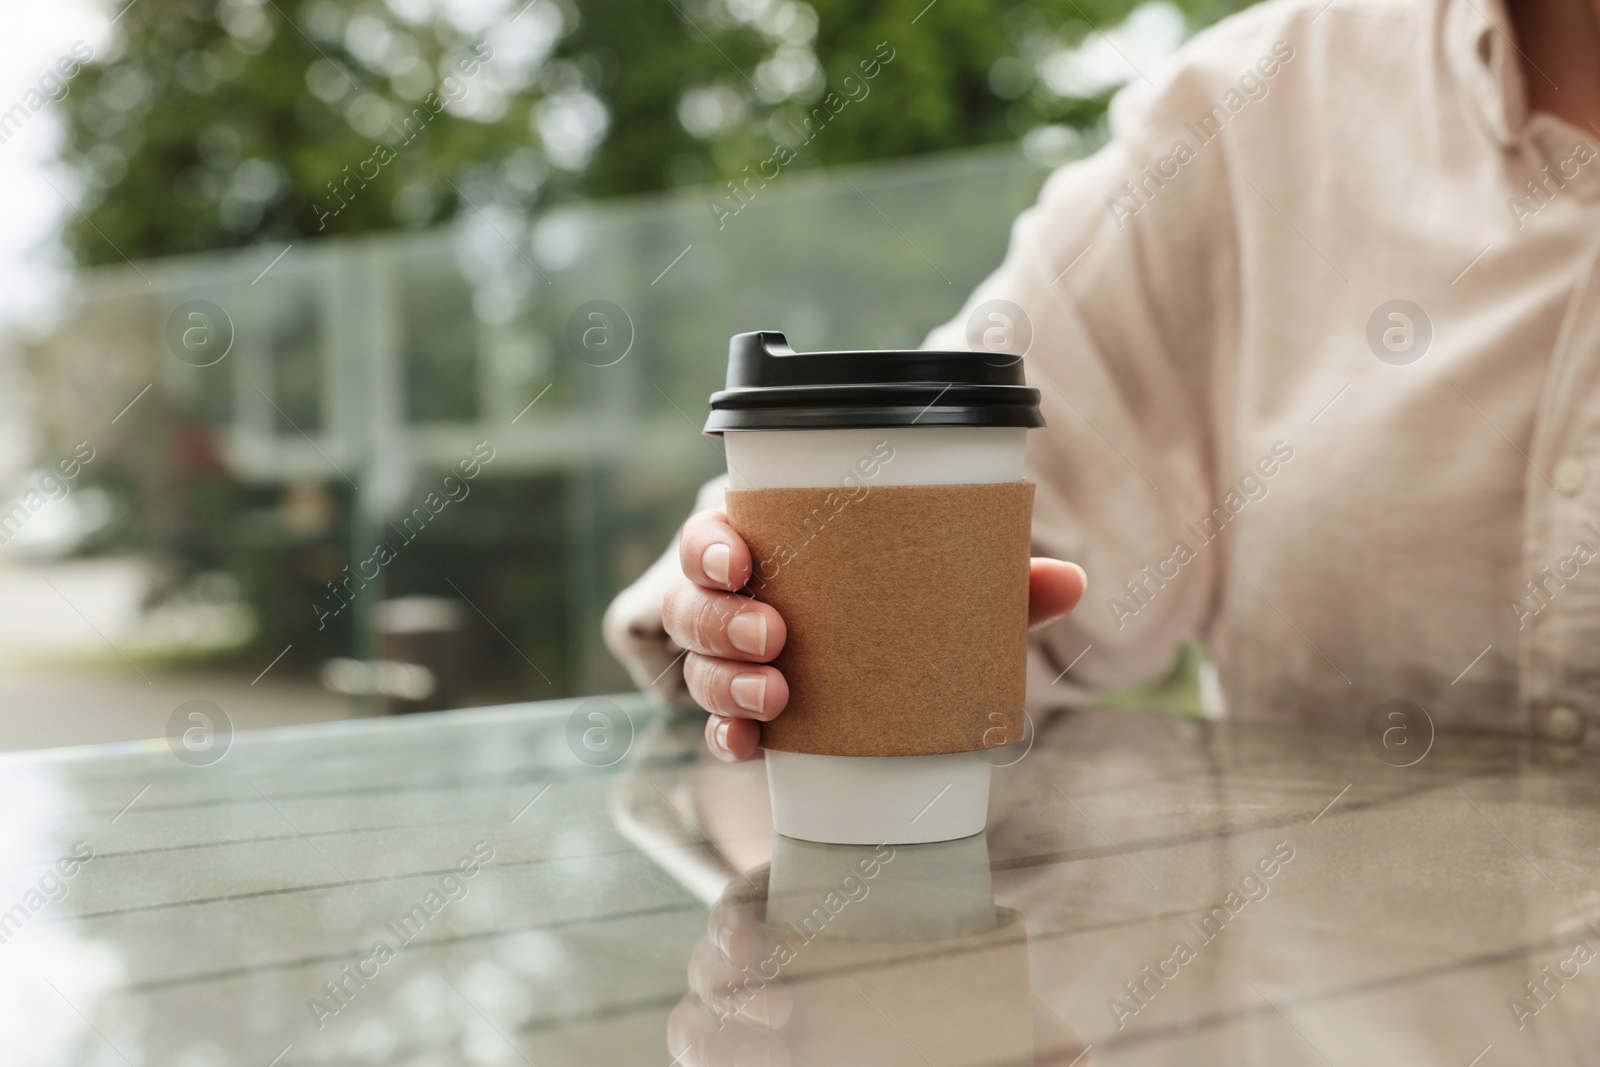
<box><xmin>705</xmin><ymin>331</ymin><xmax>1043</xmax><ymax>845</ymax></box>
<box><xmin>766</xmin><ymin>832</ymin><xmax>996</xmax><ymax>941</ymax></box>
<box><xmin>763</xmin><ymin>834</ymin><xmax>1034</xmax><ymax>1067</ymax></box>
<box><xmin>666</xmin><ymin>837</ymin><xmax>1041</xmax><ymax>1067</ymax></box>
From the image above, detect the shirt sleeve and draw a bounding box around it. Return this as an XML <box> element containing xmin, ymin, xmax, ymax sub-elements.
<box><xmin>923</xmin><ymin>57</ymin><xmax>1244</xmax><ymax>705</ymax></box>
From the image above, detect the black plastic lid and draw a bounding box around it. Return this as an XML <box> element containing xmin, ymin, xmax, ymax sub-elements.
<box><xmin>704</xmin><ymin>331</ymin><xmax>1045</xmax><ymax>433</ymax></box>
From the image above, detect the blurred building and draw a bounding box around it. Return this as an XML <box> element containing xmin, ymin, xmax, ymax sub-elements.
<box><xmin>17</xmin><ymin>145</ymin><xmax>1059</xmax><ymax>711</ymax></box>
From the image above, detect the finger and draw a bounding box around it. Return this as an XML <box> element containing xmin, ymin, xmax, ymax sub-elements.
<box><xmin>1028</xmin><ymin>558</ymin><xmax>1087</xmax><ymax>630</ymax></box>
<box><xmin>668</xmin><ymin>994</ymin><xmax>791</xmax><ymax>1067</ymax></box>
<box><xmin>663</xmin><ymin>580</ymin><xmax>786</xmax><ymax>662</ymax></box>
<box><xmin>666</xmin><ymin>996</ymin><xmax>711</xmax><ymax>1067</ymax></box>
<box><xmin>685</xmin><ymin>655</ymin><xmax>788</xmax><ymax>721</ymax></box>
<box><xmin>680</xmin><ymin>510</ymin><xmax>753</xmax><ymax>592</ymax></box>
<box><xmin>687</xmin><ymin>937</ymin><xmax>741</xmax><ymax>1000</ymax></box>
<box><xmin>708</xmin><ymin>890</ymin><xmax>767</xmax><ymax>967</ymax></box>
<box><xmin>706</xmin><ymin>713</ymin><xmax>762</xmax><ymax>762</ymax></box>
<box><xmin>688</xmin><ymin>939</ymin><xmax>793</xmax><ymax>1027</ymax></box>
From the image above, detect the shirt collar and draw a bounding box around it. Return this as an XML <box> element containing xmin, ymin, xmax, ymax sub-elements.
<box><xmin>1444</xmin><ymin>0</ymin><xmax>1528</xmax><ymax>146</ymax></box>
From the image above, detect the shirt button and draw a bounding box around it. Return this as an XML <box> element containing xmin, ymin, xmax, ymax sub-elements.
<box><xmin>1543</xmin><ymin>705</ymin><xmax>1586</xmax><ymax>744</ymax></box>
<box><xmin>1552</xmin><ymin>455</ymin><xmax>1587</xmax><ymax>496</ymax></box>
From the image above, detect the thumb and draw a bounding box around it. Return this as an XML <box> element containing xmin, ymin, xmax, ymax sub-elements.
<box><xmin>1028</xmin><ymin>558</ymin><xmax>1087</xmax><ymax>630</ymax></box>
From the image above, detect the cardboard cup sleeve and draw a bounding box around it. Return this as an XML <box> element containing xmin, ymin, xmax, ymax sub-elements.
<box><xmin>725</xmin><ymin>481</ymin><xmax>1034</xmax><ymax>757</ymax></box>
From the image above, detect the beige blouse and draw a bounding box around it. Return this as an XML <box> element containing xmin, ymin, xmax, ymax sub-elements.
<box><xmin>605</xmin><ymin>0</ymin><xmax>1600</xmax><ymax>742</ymax></box>
<box><xmin>919</xmin><ymin>0</ymin><xmax>1600</xmax><ymax>739</ymax></box>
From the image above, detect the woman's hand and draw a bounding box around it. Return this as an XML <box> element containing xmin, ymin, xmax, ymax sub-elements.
<box><xmin>662</xmin><ymin>510</ymin><xmax>790</xmax><ymax>762</ymax></box>
<box><xmin>662</xmin><ymin>509</ymin><xmax>1089</xmax><ymax>762</ymax></box>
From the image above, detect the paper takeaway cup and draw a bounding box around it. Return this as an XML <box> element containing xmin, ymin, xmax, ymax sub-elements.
<box><xmin>704</xmin><ymin>331</ymin><xmax>1043</xmax><ymax>845</ymax></box>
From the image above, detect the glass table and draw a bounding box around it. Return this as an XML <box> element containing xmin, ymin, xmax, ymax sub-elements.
<box><xmin>1</xmin><ymin>695</ymin><xmax>1596</xmax><ymax>1065</ymax></box>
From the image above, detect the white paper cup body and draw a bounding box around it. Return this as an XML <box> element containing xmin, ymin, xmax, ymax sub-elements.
<box><xmin>723</xmin><ymin>425</ymin><xmax>1027</xmax><ymax>845</ymax></box>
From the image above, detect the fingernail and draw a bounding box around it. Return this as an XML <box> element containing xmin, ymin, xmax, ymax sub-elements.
<box><xmin>741</xmin><ymin>983</ymin><xmax>793</xmax><ymax>1028</ymax></box>
<box><xmin>714</xmin><ymin>719</ymin><xmax>732</xmax><ymax>752</ymax></box>
<box><xmin>728</xmin><ymin>612</ymin><xmax>767</xmax><ymax>657</ymax></box>
<box><xmin>702</xmin><ymin>542</ymin><xmax>731</xmax><ymax>587</ymax></box>
<box><xmin>731</xmin><ymin>672</ymin><xmax>767</xmax><ymax>714</ymax></box>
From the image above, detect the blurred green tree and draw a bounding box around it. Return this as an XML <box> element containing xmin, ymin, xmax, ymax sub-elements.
<box><xmin>61</xmin><ymin>0</ymin><xmax>1250</xmax><ymax>264</ymax></box>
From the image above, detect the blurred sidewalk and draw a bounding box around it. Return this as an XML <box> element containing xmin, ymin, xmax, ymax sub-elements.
<box><xmin>0</xmin><ymin>662</ymin><xmax>349</xmax><ymax>752</ymax></box>
<box><xmin>0</xmin><ymin>556</ymin><xmax>347</xmax><ymax>752</ymax></box>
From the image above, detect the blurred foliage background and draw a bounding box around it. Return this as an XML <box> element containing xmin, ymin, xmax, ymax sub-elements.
<box><xmin>18</xmin><ymin>0</ymin><xmax>1252</xmax><ymax>724</ymax></box>
<box><xmin>62</xmin><ymin>0</ymin><xmax>1249</xmax><ymax>262</ymax></box>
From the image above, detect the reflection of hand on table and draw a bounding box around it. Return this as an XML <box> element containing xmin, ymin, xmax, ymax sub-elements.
<box><xmin>667</xmin><ymin>865</ymin><xmax>795</xmax><ymax>1067</ymax></box>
